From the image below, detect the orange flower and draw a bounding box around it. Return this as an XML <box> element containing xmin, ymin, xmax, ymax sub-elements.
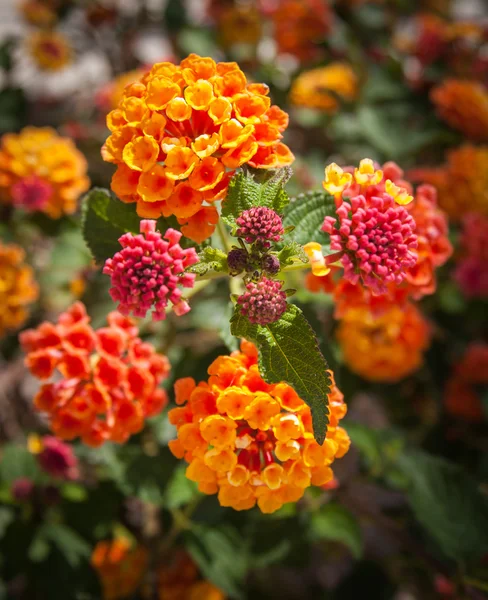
<box><xmin>20</xmin><ymin>302</ymin><xmax>170</xmax><ymax>446</ymax></box>
<box><xmin>336</xmin><ymin>303</ymin><xmax>431</xmax><ymax>383</ymax></box>
<box><xmin>97</xmin><ymin>68</ymin><xmax>148</xmax><ymax>112</ymax></box>
<box><xmin>431</xmin><ymin>80</ymin><xmax>488</xmax><ymax>141</ymax></box>
<box><xmin>444</xmin><ymin>343</ymin><xmax>488</xmax><ymax>422</ymax></box>
<box><xmin>91</xmin><ymin>538</ymin><xmax>148</xmax><ymax>600</ymax></box>
<box><xmin>290</xmin><ymin>63</ymin><xmax>359</xmax><ymax>113</ymax></box>
<box><xmin>410</xmin><ymin>145</ymin><xmax>488</xmax><ymax>221</ymax></box>
<box><xmin>29</xmin><ymin>30</ymin><xmax>72</xmax><ymax>71</ymax></box>
<box><xmin>158</xmin><ymin>551</ymin><xmax>226</xmax><ymax>600</ymax></box>
<box><xmin>0</xmin><ymin>127</ymin><xmax>90</xmax><ymax>218</ymax></box>
<box><xmin>217</xmin><ymin>4</ymin><xmax>262</xmax><ymax>50</ymax></box>
<box><xmin>20</xmin><ymin>0</ymin><xmax>57</xmax><ymax>27</ymax></box>
<box><xmin>271</xmin><ymin>0</ymin><xmax>333</xmax><ymax>63</ymax></box>
<box><xmin>0</xmin><ymin>241</ymin><xmax>38</xmax><ymax>338</ymax></box>
<box><xmin>103</xmin><ymin>54</ymin><xmax>293</xmax><ymax>242</ymax></box>
<box><xmin>168</xmin><ymin>341</ymin><xmax>349</xmax><ymax>514</ymax></box>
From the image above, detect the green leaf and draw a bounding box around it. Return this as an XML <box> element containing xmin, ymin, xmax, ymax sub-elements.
<box><xmin>398</xmin><ymin>451</ymin><xmax>488</xmax><ymax>561</ymax></box>
<box><xmin>230</xmin><ymin>304</ymin><xmax>330</xmax><ymax>444</ymax></box>
<box><xmin>309</xmin><ymin>503</ymin><xmax>363</xmax><ymax>558</ymax></box>
<box><xmin>164</xmin><ymin>465</ymin><xmax>199</xmax><ymax>510</ymax></box>
<box><xmin>221</xmin><ymin>168</ymin><xmax>291</xmax><ymax>230</ymax></box>
<box><xmin>0</xmin><ymin>507</ymin><xmax>14</xmax><ymax>539</ymax></box>
<box><xmin>0</xmin><ymin>444</ymin><xmax>40</xmax><ymax>484</ymax></box>
<box><xmin>187</xmin><ymin>247</ymin><xmax>228</xmax><ymax>276</ymax></box>
<box><xmin>42</xmin><ymin>524</ymin><xmax>91</xmax><ymax>568</ymax></box>
<box><xmin>81</xmin><ymin>188</ymin><xmax>141</xmax><ymax>265</ymax></box>
<box><xmin>277</xmin><ymin>242</ymin><xmax>308</xmax><ymax>267</ymax></box>
<box><xmin>81</xmin><ymin>188</ymin><xmax>192</xmax><ymax>265</ymax></box>
<box><xmin>281</xmin><ymin>190</ymin><xmax>335</xmax><ymax>248</ymax></box>
<box><xmin>185</xmin><ymin>525</ymin><xmax>246</xmax><ymax>599</ymax></box>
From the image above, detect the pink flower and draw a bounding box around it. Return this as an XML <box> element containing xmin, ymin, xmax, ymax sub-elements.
<box><xmin>103</xmin><ymin>220</ymin><xmax>199</xmax><ymax>320</ymax></box>
<box><xmin>322</xmin><ymin>193</ymin><xmax>418</xmax><ymax>295</ymax></box>
<box><xmin>238</xmin><ymin>277</ymin><xmax>287</xmax><ymax>325</ymax></box>
<box><xmin>236</xmin><ymin>207</ymin><xmax>284</xmax><ymax>248</ymax></box>
<box><xmin>11</xmin><ymin>175</ymin><xmax>53</xmax><ymax>212</ymax></box>
<box><xmin>37</xmin><ymin>436</ymin><xmax>79</xmax><ymax>480</ymax></box>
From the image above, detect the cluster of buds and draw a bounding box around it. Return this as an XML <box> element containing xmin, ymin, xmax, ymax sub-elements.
<box><xmin>228</xmin><ymin>206</ymin><xmax>291</xmax><ymax>325</ymax></box>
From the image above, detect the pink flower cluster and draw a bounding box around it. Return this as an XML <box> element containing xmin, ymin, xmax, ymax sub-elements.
<box><xmin>323</xmin><ymin>194</ymin><xmax>418</xmax><ymax>295</ymax></box>
<box><xmin>103</xmin><ymin>220</ymin><xmax>199</xmax><ymax>320</ymax></box>
<box><xmin>236</xmin><ymin>207</ymin><xmax>284</xmax><ymax>248</ymax></box>
<box><xmin>454</xmin><ymin>214</ymin><xmax>488</xmax><ymax>298</ymax></box>
<box><xmin>37</xmin><ymin>436</ymin><xmax>79</xmax><ymax>480</ymax></box>
<box><xmin>11</xmin><ymin>175</ymin><xmax>53</xmax><ymax>212</ymax></box>
<box><xmin>238</xmin><ymin>277</ymin><xmax>287</xmax><ymax>325</ymax></box>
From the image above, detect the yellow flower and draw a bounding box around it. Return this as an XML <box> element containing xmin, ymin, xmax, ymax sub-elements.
<box><xmin>29</xmin><ymin>30</ymin><xmax>72</xmax><ymax>71</ymax></box>
<box><xmin>290</xmin><ymin>63</ymin><xmax>358</xmax><ymax>113</ymax></box>
<box><xmin>0</xmin><ymin>126</ymin><xmax>89</xmax><ymax>218</ymax></box>
<box><xmin>303</xmin><ymin>242</ymin><xmax>329</xmax><ymax>276</ymax></box>
<box><xmin>336</xmin><ymin>303</ymin><xmax>431</xmax><ymax>382</ymax></box>
<box><xmin>323</xmin><ymin>162</ymin><xmax>353</xmax><ymax>196</ymax></box>
<box><xmin>0</xmin><ymin>241</ymin><xmax>38</xmax><ymax>338</ymax></box>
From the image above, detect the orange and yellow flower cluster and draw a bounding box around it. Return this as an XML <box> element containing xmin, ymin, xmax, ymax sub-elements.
<box><xmin>0</xmin><ymin>127</ymin><xmax>90</xmax><ymax>218</ymax></box>
<box><xmin>412</xmin><ymin>145</ymin><xmax>488</xmax><ymax>221</ymax></box>
<box><xmin>431</xmin><ymin>80</ymin><xmax>488</xmax><ymax>142</ymax></box>
<box><xmin>91</xmin><ymin>538</ymin><xmax>148</xmax><ymax>600</ymax></box>
<box><xmin>158</xmin><ymin>551</ymin><xmax>225</xmax><ymax>600</ymax></box>
<box><xmin>336</xmin><ymin>303</ymin><xmax>431</xmax><ymax>382</ymax></box>
<box><xmin>168</xmin><ymin>341</ymin><xmax>349</xmax><ymax>514</ymax></box>
<box><xmin>20</xmin><ymin>302</ymin><xmax>170</xmax><ymax>446</ymax></box>
<box><xmin>290</xmin><ymin>63</ymin><xmax>358</xmax><ymax>113</ymax></box>
<box><xmin>29</xmin><ymin>30</ymin><xmax>73</xmax><ymax>71</ymax></box>
<box><xmin>0</xmin><ymin>241</ymin><xmax>38</xmax><ymax>338</ymax></box>
<box><xmin>103</xmin><ymin>54</ymin><xmax>294</xmax><ymax>243</ymax></box>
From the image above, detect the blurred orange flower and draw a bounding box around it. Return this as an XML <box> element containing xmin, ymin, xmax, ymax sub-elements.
<box><xmin>431</xmin><ymin>80</ymin><xmax>488</xmax><ymax>141</ymax></box>
<box><xmin>29</xmin><ymin>30</ymin><xmax>72</xmax><ymax>71</ymax></box>
<box><xmin>0</xmin><ymin>242</ymin><xmax>38</xmax><ymax>338</ymax></box>
<box><xmin>290</xmin><ymin>63</ymin><xmax>359</xmax><ymax>113</ymax></box>
<box><xmin>158</xmin><ymin>551</ymin><xmax>226</xmax><ymax>600</ymax></box>
<box><xmin>336</xmin><ymin>303</ymin><xmax>431</xmax><ymax>382</ymax></box>
<box><xmin>91</xmin><ymin>538</ymin><xmax>148</xmax><ymax>600</ymax></box>
<box><xmin>271</xmin><ymin>0</ymin><xmax>333</xmax><ymax>63</ymax></box>
<box><xmin>168</xmin><ymin>341</ymin><xmax>349</xmax><ymax>514</ymax></box>
<box><xmin>20</xmin><ymin>0</ymin><xmax>57</xmax><ymax>27</ymax></box>
<box><xmin>217</xmin><ymin>4</ymin><xmax>262</xmax><ymax>49</ymax></box>
<box><xmin>0</xmin><ymin>127</ymin><xmax>90</xmax><ymax>218</ymax></box>
<box><xmin>20</xmin><ymin>302</ymin><xmax>170</xmax><ymax>446</ymax></box>
<box><xmin>444</xmin><ymin>343</ymin><xmax>488</xmax><ymax>422</ymax></box>
<box><xmin>103</xmin><ymin>54</ymin><xmax>294</xmax><ymax>242</ymax></box>
<box><xmin>410</xmin><ymin>145</ymin><xmax>488</xmax><ymax>221</ymax></box>
<box><xmin>97</xmin><ymin>68</ymin><xmax>148</xmax><ymax>112</ymax></box>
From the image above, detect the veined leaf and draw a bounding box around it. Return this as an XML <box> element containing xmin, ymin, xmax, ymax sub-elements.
<box><xmin>221</xmin><ymin>168</ymin><xmax>292</xmax><ymax>230</ymax></box>
<box><xmin>281</xmin><ymin>190</ymin><xmax>335</xmax><ymax>248</ymax></box>
<box><xmin>277</xmin><ymin>242</ymin><xmax>308</xmax><ymax>267</ymax></box>
<box><xmin>187</xmin><ymin>247</ymin><xmax>228</xmax><ymax>276</ymax></box>
<box><xmin>230</xmin><ymin>304</ymin><xmax>331</xmax><ymax>444</ymax></box>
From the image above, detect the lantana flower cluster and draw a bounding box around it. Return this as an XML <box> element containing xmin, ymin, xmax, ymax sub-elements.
<box><xmin>20</xmin><ymin>302</ymin><xmax>170</xmax><ymax>446</ymax></box>
<box><xmin>103</xmin><ymin>53</ymin><xmax>293</xmax><ymax>243</ymax></box>
<box><xmin>29</xmin><ymin>30</ymin><xmax>73</xmax><ymax>72</ymax></box>
<box><xmin>290</xmin><ymin>63</ymin><xmax>359</xmax><ymax>113</ymax></box>
<box><xmin>28</xmin><ymin>434</ymin><xmax>79</xmax><ymax>480</ymax></box>
<box><xmin>0</xmin><ymin>241</ymin><xmax>39</xmax><ymax>338</ymax></box>
<box><xmin>168</xmin><ymin>341</ymin><xmax>350</xmax><ymax>514</ymax></box>
<box><xmin>158</xmin><ymin>551</ymin><xmax>225</xmax><ymax>600</ymax></box>
<box><xmin>336</xmin><ymin>303</ymin><xmax>431</xmax><ymax>382</ymax></box>
<box><xmin>0</xmin><ymin>126</ymin><xmax>90</xmax><ymax>218</ymax></box>
<box><xmin>307</xmin><ymin>161</ymin><xmax>452</xmax><ymax>316</ymax></box>
<box><xmin>319</xmin><ymin>159</ymin><xmax>418</xmax><ymax>296</ymax></box>
<box><xmin>103</xmin><ymin>220</ymin><xmax>198</xmax><ymax>320</ymax></box>
<box><xmin>91</xmin><ymin>538</ymin><xmax>148</xmax><ymax>600</ymax></box>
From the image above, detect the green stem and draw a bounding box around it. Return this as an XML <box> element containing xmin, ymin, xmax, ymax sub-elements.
<box><xmin>216</xmin><ymin>219</ymin><xmax>232</xmax><ymax>253</ymax></box>
<box><xmin>281</xmin><ymin>261</ymin><xmax>310</xmax><ymax>273</ymax></box>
